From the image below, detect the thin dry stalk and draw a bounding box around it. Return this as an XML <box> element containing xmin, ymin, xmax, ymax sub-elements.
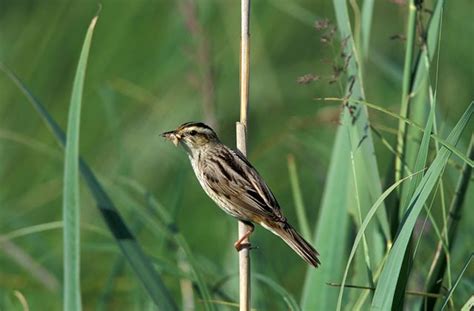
<box><xmin>178</xmin><ymin>250</ymin><xmax>195</xmax><ymax>310</ymax></box>
<box><xmin>237</xmin><ymin>1</ymin><xmax>252</xmax><ymax>311</ymax></box>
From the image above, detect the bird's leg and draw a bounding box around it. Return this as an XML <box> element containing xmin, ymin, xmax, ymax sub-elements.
<box><xmin>234</xmin><ymin>222</ymin><xmax>255</xmax><ymax>251</ymax></box>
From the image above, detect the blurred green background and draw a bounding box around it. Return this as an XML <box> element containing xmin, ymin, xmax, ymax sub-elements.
<box><xmin>0</xmin><ymin>0</ymin><xmax>472</xmax><ymax>310</ymax></box>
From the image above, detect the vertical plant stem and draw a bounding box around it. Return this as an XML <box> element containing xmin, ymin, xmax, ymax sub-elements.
<box><xmin>360</xmin><ymin>0</ymin><xmax>374</xmax><ymax>60</ymax></box>
<box><xmin>395</xmin><ymin>0</ymin><xmax>417</xmax><ymax>191</ymax></box>
<box><xmin>350</xmin><ymin>150</ymin><xmax>374</xmax><ymax>286</ymax></box>
<box><xmin>237</xmin><ymin>1</ymin><xmax>251</xmax><ymax>310</ymax></box>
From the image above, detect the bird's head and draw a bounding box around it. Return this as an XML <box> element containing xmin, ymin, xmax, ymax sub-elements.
<box><xmin>161</xmin><ymin>122</ymin><xmax>219</xmax><ymax>152</ymax></box>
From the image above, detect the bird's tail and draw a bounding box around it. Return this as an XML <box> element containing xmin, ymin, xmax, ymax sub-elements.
<box><xmin>272</xmin><ymin>222</ymin><xmax>320</xmax><ymax>268</ymax></box>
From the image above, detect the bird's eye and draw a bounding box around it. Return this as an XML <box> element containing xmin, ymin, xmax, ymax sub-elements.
<box><xmin>189</xmin><ymin>130</ymin><xmax>197</xmax><ymax>136</ymax></box>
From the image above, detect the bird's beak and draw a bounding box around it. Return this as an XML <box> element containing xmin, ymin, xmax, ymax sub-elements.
<box><xmin>161</xmin><ymin>130</ymin><xmax>181</xmax><ymax>146</ymax></box>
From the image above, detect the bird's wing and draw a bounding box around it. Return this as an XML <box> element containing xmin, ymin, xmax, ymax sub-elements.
<box><xmin>201</xmin><ymin>147</ymin><xmax>284</xmax><ymax>222</ymax></box>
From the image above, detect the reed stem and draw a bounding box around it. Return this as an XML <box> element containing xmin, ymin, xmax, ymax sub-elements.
<box><xmin>237</xmin><ymin>1</ymin><xmax>251</xmax><ymax>310</ymax></box>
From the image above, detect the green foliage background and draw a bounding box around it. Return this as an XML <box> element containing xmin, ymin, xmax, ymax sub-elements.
<box><xmin>0</xmin><ymin>0</ymin><xmax>472</xmax><ymax>310</ymax></box>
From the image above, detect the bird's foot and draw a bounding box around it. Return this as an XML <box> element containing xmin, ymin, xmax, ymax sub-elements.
<box><xmin>235</xmin><ymin>242</ymin><xmax>251</xmax><ymax>251</ymax></box>
<box><xmin>233</xmin><ymin>224</ymin><xmax>255</xmax><ymax>252</ymax></box>
<box><xmin>234</xmin><ymin>242</ymin><xmax>259</xmax><ymax>251</ymax></box>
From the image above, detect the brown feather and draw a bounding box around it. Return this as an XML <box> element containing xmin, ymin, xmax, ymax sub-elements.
<box><xmin>265</xmin><ymin>221</ymin><xmax>321</xmax><ymax>267</ymax></box>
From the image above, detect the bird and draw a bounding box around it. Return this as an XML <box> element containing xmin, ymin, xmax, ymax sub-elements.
<box><xmin>161</xmin><ymin>122</ymin><xmax>320</xmax><ymax>267</ymax></box>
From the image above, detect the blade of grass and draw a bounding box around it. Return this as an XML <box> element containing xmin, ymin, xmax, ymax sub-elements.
<box><xmin>424</xmin><ymin>136</ymin><xmax>474</xmax><ymax>309</ymax></box>
<box><xmin>0</xmin><ymin>67</ymin><xmax>179</xmax><ymax>310</ymax></box>
<box><xmin>333</xmin><ymin>0</ymin><xmax>391</xmax><ymax>242</ymax></box>
<box><xmin>0</xmin><ymin>239</ymin><xmax>60</xmax><ymax>292</ymax></box>
<box><xmin>391</xmin><ymin>91</ymin><xmax>435</xmax><ymax>307</ymax></box>
<box><xmin>401</xmin><ymin>78</ymin><xmax>429</xmax><ymax>210</ymax></box>
<box><xmin>395</xmin><ymin>3</ymin><xmax>446</xmax><ymax>264</ymax></box>
<box><xmin>12</xmin><ymin>290</ymin><xmax>29</xmax><ymax>311</ymax></box>
<box><xmin>401</xmin><ymin>0</ymin><xmax>445</xmax><ymax>215</ymax></box>
<box><xmin>360</xmin><ymin>0</ymin><xmax>374</xmax><ymax>60</ymax></box>
<box><xmin>1</xmin><ymin>222</ymin><xmax>63</xmax><ymax>241</ymax></box>
<box><xmin>422</xmin><ymin>9</ymin><xmax>453</xmax><ymax>301</ymax></box>
<box><xmin>411</xmin><ymin>0</ymin><xmax>445</xmax><ymax>94</ymax></box>
<box><xmin>394</xmin><ymin>0</ymin><xmax>417</xmax><ymax>188</ymax></box>
<box><xmin>350</xmin><ymin>147</ymin><xmax>375</xmax><ymax>291</ymax></box>
<box><xmin>287</xmin><ymin>154</ymin><xmax>311</xmax><ymax>241</ymax></box>
<box><xmin>300</xmin><ymin>128</ymin><xmax>351</xmax><ymax>310</ymax></box>
<box><xmin>62</xmin><ymin>13</ymin><xmax>98</xmax><ymax>311</ymax></box>
<box><xmin>336</xmin><ymin>172</ymin><xmax>421</xmax><ymax>311</ymax></box>
<box><xmin>330</xmin><ymin>1</ymin><xmax>391</xmax><ymax>308</ymax></box>
<box><xmin>348</xmin><ymin>0</ymin><xmax>362</xmax><ymax>63</ymax></box>
<box><xmin>0</xmin><ymin>222</ymin><xmax>107</xmax><ymax>241</ymax></box>
<box><xmin>395</xmin><ymin>5</ymin><xmax>446</xmax><ymax>293</ymax></box>
<box><xmin>352</xmin><ymin>252</ymin><xmax>389</xmax><ymax>308</ymax></box>
<box><xmin>303</xmin><ymin>0</ymin><xmax>391</xmax><ymax>305</ymax></box>
<box><xmin>371</xmin><ymin>102</ymin><xmax>473</xmax><ymax>310</ymax></box>
<box><xmin>440</xmin><ymin>253</ymin><xmax>473</xmax><ymax>310</ymax></box>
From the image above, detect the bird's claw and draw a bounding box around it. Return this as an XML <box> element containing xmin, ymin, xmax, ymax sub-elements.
<box><xmin>234</xmin><ymin>242</ymin><xmax>258</xmax><ymax>252</ymax></box>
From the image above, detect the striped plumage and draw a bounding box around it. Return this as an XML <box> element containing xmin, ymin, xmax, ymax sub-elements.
<box><xmin>161</xmin><ymin>122</ymin><xmax>320</xmax><ymax>267</ymax></box>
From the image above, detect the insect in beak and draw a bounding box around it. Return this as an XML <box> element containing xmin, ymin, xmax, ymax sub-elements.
<box><xmin>161</xmin><ymin>130</ymin><xmax>181</xmax><ymax>146</ymax></box>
